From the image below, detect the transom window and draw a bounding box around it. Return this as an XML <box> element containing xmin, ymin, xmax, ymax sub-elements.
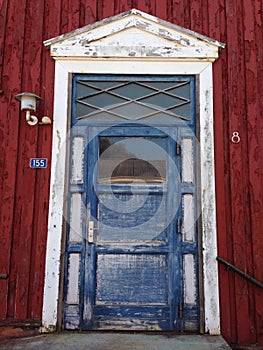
<box><xmin>73</xmin><ymin>76</ymin><xmax>193</xmax><ymax>124</ymax></box>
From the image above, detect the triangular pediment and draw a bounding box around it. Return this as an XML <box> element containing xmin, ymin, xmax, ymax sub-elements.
<box><xmin>44</xmin><ymin>9</ymin><xmax>224</xmax><ymax>61</ymax></box>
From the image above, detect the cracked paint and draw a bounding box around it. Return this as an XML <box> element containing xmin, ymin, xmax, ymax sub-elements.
<box><xmin>42</xmin><ymin>9</ymin><xmax>223</xmax><ymax>334</ymax></box>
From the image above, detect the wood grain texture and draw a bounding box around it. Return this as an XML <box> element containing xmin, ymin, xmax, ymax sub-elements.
<box><xmin>243</xmin><ymin>0</ymin><xmax>263</xmax><ymax>344</ymax></box>
<box><xmin>0</xmin><ymin>0</ymin><xmax>27</xmax><ymax>319</ymax></box>
<box><xmin>208</xmin><ymin>0</ymin><xmax>233</xmax><ymax>343</ymax></box>
<box><xmin>0</xmin><ymin>0</ymin><xmax>262</xmax><ymax>346</ymax></box>
<box><xmin>0</xmin><ymin>0</ymin><xmax>10</xmax><ymax>320</ymax></box>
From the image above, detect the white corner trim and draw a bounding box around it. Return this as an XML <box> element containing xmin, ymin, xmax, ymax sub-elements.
<box><xmin>42</xmin><ymin>58</ymin><xmax>220</xmax><ymax>334</ymax></box>
<box><xmin>199</xmin><ymin>64</ymin><xmax>220</xmax><ymax>334</ymax></box>
<box><xmin>42</xmin><ymin>62</ymin><xmax>69</xmax><ymax>330</ymax></box>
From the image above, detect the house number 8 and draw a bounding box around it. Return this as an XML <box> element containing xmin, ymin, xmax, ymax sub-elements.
<box><xmin>231</xmin><ymin>131</ymin><xmax>240</xmax><ymax>144</ymax></box>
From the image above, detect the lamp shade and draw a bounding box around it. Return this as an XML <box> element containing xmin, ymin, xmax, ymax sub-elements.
<box><xmin>15</xmin><ymin>92</ymin><xmax>41</xmax><ymax>112</ymax></box>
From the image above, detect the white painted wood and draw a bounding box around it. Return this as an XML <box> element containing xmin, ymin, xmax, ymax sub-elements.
<box><xmin>49</xmin><ymin>45</ymin><xmax>219</xmax><ymax>59</ymax></box>
<box><xmin>71</xmin><ymin>137</ymin><xmax>84</xmax><ymax>183</ymax></box>
<box><xmin>66</xmin><ymin>254</ymin><xmax>80</xmax><ymax>304</ymax></box>
<box><xmin>182</xmin><ymin>138</ymin><xmax>194</xmax><ymax>183</ymax></box>
<box><xmin>199</xmin><ymin>63</ymin><xmax>220</xmax><ymax>334</ymax></box>
<box><xmin>182</xmin><ymin>194</ymin><xmax>195</xmax><ymax>242</ymax></box>
<box><xmin>183</xmin><ymin>254</ymin><xmax>196</xmax><ymax>304</ymax></box>
<box><xmin>42</xmin><ymin>9</ymin><xmax>222</xmax><ymax>334</ymax></box>
<box><xmin>44</xmin><ymin>9</ymin><xmax>224</xmax><ymax>61</ymax></box>
<box><xmin>69</xmin><ymin>193</ymin><xmax>82</xmax><ymax>242</ymax></box>
<box><xmin>42</xmin><ymin>61</ymin><xmax>69</xmax><ymax>331</ymax></box>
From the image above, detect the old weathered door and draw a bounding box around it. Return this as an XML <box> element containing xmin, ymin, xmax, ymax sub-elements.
<box><xmin>64</xmin><ymin>75</ymin><xmax>199</xmax><ymax>331</ymax></box>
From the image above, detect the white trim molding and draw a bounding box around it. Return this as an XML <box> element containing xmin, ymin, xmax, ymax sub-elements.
<box><xmin>42</xmin><ymin>9</ymin><xmax>224</xmax><ymax>334</ymax></box>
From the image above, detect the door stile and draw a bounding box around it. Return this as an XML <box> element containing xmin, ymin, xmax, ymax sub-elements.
<box><xmin>178</xmin><ymin>125</ymin><xmax>200</xmax><ymax>331</ymax></box>
<box><xmin>83</xmin><ymin>127</ymin><xmax>98</xmax><ymax>329</ymax></box>
<box><xmin>63</xmin><ymin>126</ymin><xmax>89</xmax><ymax>330</ymax></box>
<box><xmin>166</xmin><ymin>128</ymin><xmax>183</xmax><ymax>330</ymax></box>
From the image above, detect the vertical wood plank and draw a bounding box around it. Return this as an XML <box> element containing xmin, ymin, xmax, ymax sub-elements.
<box><xmin>12</xmin><ymin>0</ymin><xmax>46</xmax><ymax>320</ymax></box>
<box><xmin>69</xmin><ymin>0</ymin><xmax>81</xmax><ymax>31</ymax></box>
<box><xmin>253</xmin><ymin>1</ymin><xmax>263</xmax><ymax>345</ymax></box>
<box><xmin>80</xmin><ymin>0</ymin><xmax>97</xmax><ymax>26</ymax></box>
<box><xmin>114</xmin><ymin>0</ymin><xmax>133</xmax><ymax>15</ymax></box>
<box><xmin>201</xmin><ymin>0</ymin><xmax>209</xmax><ymax>36</ymax></box>
<box><xmin>171</xmin><ymin>0</ymin><xmax>185</xmax><ymax>26</ymax></box>
<box><xmin>98</xmin><ymin>0</ymin><xmax>114</xmax><ymax>20</ymax></box>
<box><xmin>225</xmin><ymin>0</ymin><xmax>253</xmax><ymax>344</ymax></box>
<box><xmin>27</xmin><ymin>0</ymin><xmax>62</xmax><ymax>320</ymax></box>
<box><xmin>208</xmin><ymin>0</ymin><xmax>234</xmax><ymax>344</ymax></box>
<box><xmin>155</xmin><ymin>0</ymin><xmax>167</xmax><ymax>19</ymax></box>
<box><xmin>0</xmin><ymin>0</ymin><xmax>27</xmax><ymax>319</ymax></box>
<box><xmin>61</xmin><ymin>0</ymin><xmax>80</xmax><ymax>33</ymax></box>
<box><xmin>243</xmin><ymin>0</ymin><xmax>263</xmax><ymax>345</ymax></box>
<box><xmin>190</xmin><ymin>0</ymin><xmax>201</xmax><ymax>33</ymax></box>
<box><xmin>183</xmin><ymin>1</ymin><xmax>190</xmax><ymax>29</ymax></box>
<box><xmin>135</xmin><ymin>0</ymin><xmax>155</xmax><ymax>14</ymax></box>
<box><xmin>0</xmin><ymin>0</ymin><xmax>9</xmax><ymax>320</ymax></box>
<box><xmin>0</xmin><ymin>0</ymin><xmax>8</xmax><ymax>91</ymax></box>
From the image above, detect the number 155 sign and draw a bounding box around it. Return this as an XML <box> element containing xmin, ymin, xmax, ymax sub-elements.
<box><xmin>30</xmin><ymin>158</ymin><xmax>48</xmax><ymax>168</ymax></box>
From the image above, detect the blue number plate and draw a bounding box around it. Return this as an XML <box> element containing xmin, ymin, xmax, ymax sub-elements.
<box><xmin>30</xmin><ymin>158</ymin><xmax>48</xmax><ymax>168</ymax></box>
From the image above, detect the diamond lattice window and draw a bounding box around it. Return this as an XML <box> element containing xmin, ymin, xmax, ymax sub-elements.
<box><xmin>74</xmin><ymin>79</ymin><xmax>191</xmax><ymax>122</ymax></box>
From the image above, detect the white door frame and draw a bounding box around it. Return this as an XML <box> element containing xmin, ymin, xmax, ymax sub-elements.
<box><xmin>41</xmin><ymin>58</ymin><xmax>220</xmax><ymax>334</ymax></box>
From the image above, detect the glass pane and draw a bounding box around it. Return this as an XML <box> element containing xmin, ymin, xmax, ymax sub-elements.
<box><xmin>139</xmin><ymin>93</ymin><xmax>185</xmax><ymax>109</ymax></box>
<box><xmin>108</xmin><ymin>102</ymin><xmax>156</xmax><ymax>119</ymax></box>
<box><xmin>75</xmin><ymin>102</ymin><xmax>99</xmax><ymax>118</ymax></box>
<box><xmin>81</xmin><ymin>93</ymin><xmax>127</xmax><ymax>108</ymax></box>
<box><xmin>167</xmin><ymin>103</ymin><xmax>190</xmax><ymax>119</ymax></box>
<box><xmin>76</xmin><ymin>82</ymin><xmax>99</xmax><ymax>99</ymax></box>
<box><xmin>98</xmin><ymin>137</ymin><xmax>167</xmax><ymax>183</ymax></box>
<box><xmin>167</xmin><ymin>83</ymin><xmax>190</xmax><ymax>99</ymax></box>
<box><xmin>111</xmin><ymin>82</ymin><xmax>155</xmax><ymax>99</ymax></box>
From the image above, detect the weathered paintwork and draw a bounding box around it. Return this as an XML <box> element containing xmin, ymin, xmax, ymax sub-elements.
<box><xmin>44</xmin><ymin>9</ymin><xmax>224</xmax><ymax>60</ymax></box>
<box><xmin>42</xmin><ymin>14</ymin><xmax>220</xmax><ymax>335</ymax></box>
<box><xmin>0</xmin><ymin>1</ymin><xmax>262</xmax><ymax>349</ymax></box>
<box><xmin>63</xmin><ymin>86</ymin><xmax>199</xmax><ymax>330</ymax></box>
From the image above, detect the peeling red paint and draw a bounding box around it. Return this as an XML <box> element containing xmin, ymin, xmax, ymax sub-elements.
<box><xmin>0</xmin><ymin>1</ymin><xmax>262</xmax><ymax>348</ymax></box>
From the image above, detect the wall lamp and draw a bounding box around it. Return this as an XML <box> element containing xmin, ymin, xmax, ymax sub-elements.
<box><xmin>15</xmin><ymin>92</ymin><xmax>52</xmax><ymax>126</ymax></box>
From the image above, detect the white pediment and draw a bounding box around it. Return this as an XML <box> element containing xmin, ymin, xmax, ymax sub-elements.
<box><xmin>44</xmin><ymin>9</ymin><xmax>224</xmax><ymax>61</ymax></box>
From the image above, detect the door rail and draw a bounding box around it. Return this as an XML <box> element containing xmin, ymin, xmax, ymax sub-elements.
<box><xmin>217</xmin><ymin>256</ymin><xmax>263</xmax><ymax>289</ymax></box>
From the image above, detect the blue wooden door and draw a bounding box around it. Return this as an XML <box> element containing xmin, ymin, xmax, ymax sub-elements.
<box><xmin>64</xmin><ymin>75</ymin><xmax>199</xmax><ymax>331</ymax></box>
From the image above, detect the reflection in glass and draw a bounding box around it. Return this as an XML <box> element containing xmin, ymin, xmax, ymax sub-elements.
<box><xmin>99</xmin><ymin>137</ymin><xmax>167</xmax><ymax>183</ymax></box>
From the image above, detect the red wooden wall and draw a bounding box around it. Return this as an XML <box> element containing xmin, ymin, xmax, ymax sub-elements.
<box><xmin>0</xmin><ymin>0</ymin><xmax>262</xmax><ymax>348</ymax></box>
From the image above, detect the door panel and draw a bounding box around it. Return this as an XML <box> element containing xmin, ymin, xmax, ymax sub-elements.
<box><xmin>64</xmin><ymin>75</ymin><xmax>199</xmax><ymax>332</ymax></box>
<box><xmin>98</xmin><ymin>193</ymin><xmax>167</xmax><ymax>241</ymax></box>
<box><xmin>96</xmin><ymin>254</ymin><xmax>167</xmax><ymax>304</ymax></box>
